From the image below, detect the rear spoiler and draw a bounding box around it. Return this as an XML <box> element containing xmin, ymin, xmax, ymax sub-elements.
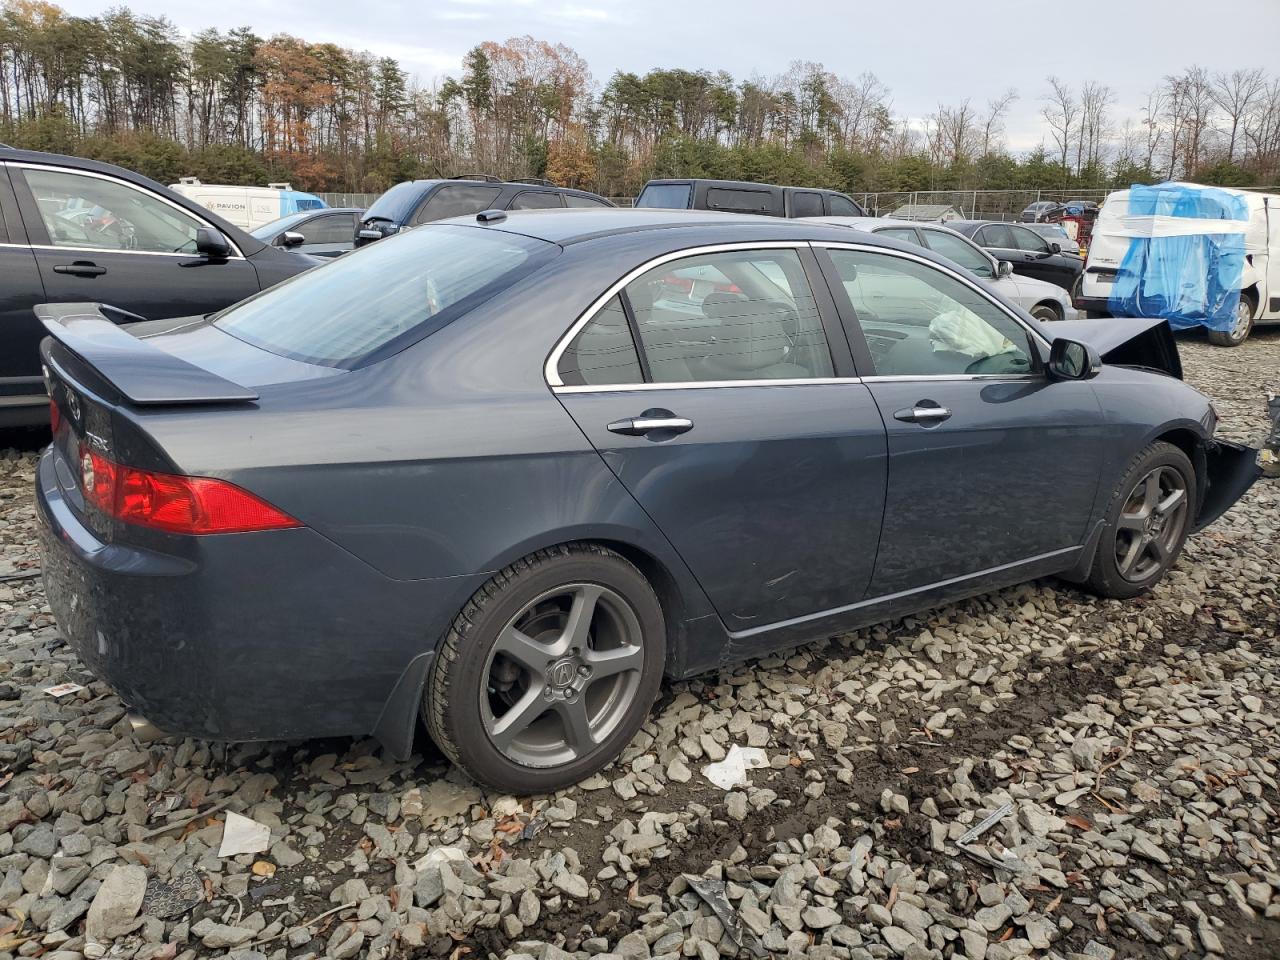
<box><xmin>36</xmin><ymin>302</ymin><xmax>258</xmax><ymax>405</ymax></box>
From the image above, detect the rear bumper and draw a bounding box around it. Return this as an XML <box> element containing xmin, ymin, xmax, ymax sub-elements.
<box><xmin>1074</xmin><ymin>293</ymin><xmax>1112</xmax><ymax>318</ymax></box>
<box><xmin>36</xmin><ymin>447</ymin><xmax>482</xmax><ymax>746</ymax></box>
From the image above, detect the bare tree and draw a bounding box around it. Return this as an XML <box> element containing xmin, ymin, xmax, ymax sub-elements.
<box><xmin>1041</xmin><ymin>76</ymin><xmax>1078</xmax><ymax>174</ymax></box>
<box><xmin>1242</xmin><ymin>77</ymin><xmax>1280</xmax><ymax>175</ymax></box>
<box><xmin>979</xmin><ymin>87</ymin><xmax>1017</xmax><ymax>157</ymax></box>
<box><xmin>930</xmin><ymin>99</ymin><xmax>978</xmax><ymax>167</ymax></box>
<box><xmin>1211</xmin><ymin>68</ymin><xmax>1266</xmax><ymax>163</ymax></box>
<box><xmin>1140</xmin><ymin>87</ymin><xmax>1167</xmax><ymax>173</ymax></box>
<box><xmin>1164</xmin><ymin>66</ymin><xmax>1214</xmax><ymax>178</ymax></box>
<box><xmin>1078</xmin><ymin>81</ymin><xmax>1115</xmax><ymax>176</ymax></box>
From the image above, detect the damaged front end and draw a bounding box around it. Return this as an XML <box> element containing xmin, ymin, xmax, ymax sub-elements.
<box><xmin>1045</xmin><ymin>315</ymin><xmax>1184</xmax><ymax>379</ymax></box>
<box><xmin>1193</xmin><ymin>392</ymin><xmax>1279</xmax><ymax>531</ymax></box>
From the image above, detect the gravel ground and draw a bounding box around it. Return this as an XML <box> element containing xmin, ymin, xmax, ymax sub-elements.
<box><xmin>1</xmin><ymin>331</ymin><xmax>1277</xmax><ymax>960</ymax></box>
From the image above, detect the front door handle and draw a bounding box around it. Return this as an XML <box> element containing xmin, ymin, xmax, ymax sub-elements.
<box><xmin>52</xmin><ymin>262</ymin><xmax>106</xmax><ymax>277</ymax></box>
<box><xmin>607</xmin><ymin>416</ymin><xmax>694</xmax><ymax>437</ymax></box>
<box><xmin>893</xmin><ymin>404</ymin><xmax>952</xmax><ymax>425</ymax></box>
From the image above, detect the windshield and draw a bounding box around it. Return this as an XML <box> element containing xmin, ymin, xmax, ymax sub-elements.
<box><xmin>251</xmin><ymin>212</ymin><xmax>309</xmax><ymax>240</ymax></box>
<box><xmin>362</xmin><ymin>180</ymin><xmax>430</xmax><ymax>224</ymax></box>
<box><xmin>214</xmin><ymin>224</ymin><xmax>555</xmax><ymax>367</ymax></box>
<box><xmin>636</xmin><ymin>183</ymin><xmax>692</xmax><ymax>209</ymax></box>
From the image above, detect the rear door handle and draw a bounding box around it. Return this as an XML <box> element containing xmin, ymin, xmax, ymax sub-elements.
<box><xmin>53</xmin><ymin>262</ymin><xmax>106</xmax><ymax>277</ymax></box>
<box><xmin>607</xmin><ymin>416</ymin><xmax>694</xmax><ymax>436</ymax></box>
<box><xmin>893</xmin><ymin>405</ymin><xmax>952</xmax><ymax>424</ymax></box>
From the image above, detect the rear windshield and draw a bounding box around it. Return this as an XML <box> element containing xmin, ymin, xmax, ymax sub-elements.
<box><xmin>361</xmin><ymin>180</ymin><xmax>428</xmax><ymax>224</ymax></box>
<box><xmin>636</xmin><ymin>184</ymin><xmax>692</xmax><ymax>209</ymax></box>
<box><xmin>214</xmin><ymin>225</ymin><xmax>555</xmax><ymax>367</ymax></box>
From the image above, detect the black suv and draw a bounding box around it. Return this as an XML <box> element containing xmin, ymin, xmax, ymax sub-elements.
<box><xmin>635</xmin><ymin>179</ymin><xmax>867</xmax><ymax>217</ymax></box>
<box><xmin>1</xmin><ymin>146</ymin><xmax>317</xmax><ymax>427</ymax></box>
<box><xmin>355</xmin><ymin>176</ymin><xmax>614</xmax><ymax>246</ymax></box>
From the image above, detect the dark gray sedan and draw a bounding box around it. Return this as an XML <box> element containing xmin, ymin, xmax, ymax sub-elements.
<box><xmin>35</xmin><ymin>210</ymin><xmax>1262</xmax><ymax>792</ymax></box>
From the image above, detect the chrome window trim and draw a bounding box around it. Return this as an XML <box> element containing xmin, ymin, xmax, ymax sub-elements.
<box><xmin>544</xmin><ymin>240</ymin><xmax>814</xmax><ymax>388</ymax></box>
<box><xmin>10</xmin><ymin>161</ymin><xmax>246</xmax><ymax>259</ymax></box>
<box><xmin>553</xmin><ymin>376</ymin><xmax>864</xmax><ymax>394</ymax></box>
<box><xmin>812</xmin><ymin>240</ymin><xmax>1052</xmax><ymax>350</ymax></box>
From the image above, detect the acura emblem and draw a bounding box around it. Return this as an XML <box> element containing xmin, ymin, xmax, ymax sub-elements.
<box><xmin>67</xmin><ymin>392</ymin><xmax>81</xmax><ymax>421</ymax></box>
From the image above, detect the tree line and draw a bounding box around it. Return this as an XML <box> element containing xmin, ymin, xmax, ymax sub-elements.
<box><xmin>2</xmin><ymin>0</ymin><xmax>1278</xmax><ymax>198</ymax></box>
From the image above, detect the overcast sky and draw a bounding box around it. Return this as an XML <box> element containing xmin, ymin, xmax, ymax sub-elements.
<box><xmin>56</xmin><ymin>0</ymin><xmax>1280</xmax><ymax>151</ymax></box>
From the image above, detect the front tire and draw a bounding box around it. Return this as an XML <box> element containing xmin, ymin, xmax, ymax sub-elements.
<box><xmin>424</xmin><ymin>544</ymin><xmax>665</xmax><ymax>793</ymax></box>
<box><xmin>1030</xmin><ymin>302</ymin><xmax>1062</xmax><ymax>322</ymax></box>
<box><xmin>1084</xmin><ymin>442</ymin><xmax>1196</xmax><ymax>599</ymax></box>
<box><xmin>1207</xmin><ymin>293</ymin><xmax>1255</xmax><ymax>347</ymax></box>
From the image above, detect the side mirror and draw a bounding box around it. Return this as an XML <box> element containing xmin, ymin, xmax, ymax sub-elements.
<box><xmin>997</xmin><ymin>260</ymin><xmax>1013</xmax><ymax>278</ymax></box>
<box><xmin>280</xmin><ymin>231</ymin><xmax>305</xmax><ymax>248</ymax></box>
<box><xmin>357</xmin><ymin>228</ymin><xmax>383</xmax><ymax>242</ymax></box>
<box><xmin>1047</xmin><ymin>337</ymin><xmax>1100</xmax><ymax>380</ymax></box>
<box><xmin>195</xmin><ymin>227</ymin><xmax>231</xmax><ymax>258</ymax></box>
<box><xmin>1049</xmin><ymin>242</ymin><xmax>1062</xmax><ymax>254</ymax></box>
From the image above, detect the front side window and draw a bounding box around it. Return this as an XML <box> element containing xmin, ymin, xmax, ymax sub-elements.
<box><xmin>623</xmin><ymin>248</ymin><xmax>833</xmax><ymax>383</ymax></box>
<box><xmin>215</xmin><ymin>224</ymin><xmax>553</xmax><ymax>366</ymax></box>
<box><xmin>791</xmin><ymin>192</ymin><xmax>824</xmax><ymax>217</ymax></box>
<box><xmin>557</xmin><ymin>295</ymin><xmax>643</xmax><ymax>386</ymax></box>
<box><xmin>826</xmin><ymin>248</ymin><xmax>1034</xmax><ymax>378</ymax></box>
<box><xmin>977</xmin><ymin>223</ymin><xmax>1015</xmax><ymax>248</ymax></box>
<box><xmin>293</xmin><ymin>215</ymin><xmax>352</xmax><ymax>244</ymax></box>
<box><xmin>23</xmin><ymin>167</ymin><xmax>206</xmax><ymax>254</ymax></box>
<box><xmin>1010</xmin><ymin>225</ymin><xmax>1051</xmax><ymax>253</ymax></box>
<box><xmin>920</xmin><ymin>229</ymin><xmax>994</xmax><ymax>279</ymax></box>
<box><xmin>413</xmin><ymin>185</ymin><xmax>503</xmax><ymax>224</ymax></box>
<box><xmin>829</xmin><ymin>195</ymin><xmax>860</xmax><ymax>216</ymax></box>
<box><xmin>509</xmin><ymin>192</ymin><xmax>563</xmax><ymax>211</ymax></box>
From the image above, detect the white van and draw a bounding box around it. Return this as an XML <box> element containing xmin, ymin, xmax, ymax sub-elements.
<box><xmin>1077</xmin><ymin>182</ymin><xmax>1279</xmax><ymax>345</ymax></box>
<box><xmin>168</xmin><ymin>178</ymin><xmax>327</xmax><ymax>233</ymax></box>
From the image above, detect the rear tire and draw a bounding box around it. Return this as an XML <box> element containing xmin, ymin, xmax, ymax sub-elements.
<box><xmin>1207</xmin><ymin>293</ymin><xmax>1255</xmax><ymax>347</ymax></box>
<box><xmin>1083</xmin><ymin>442</ymin><xmax>1196</xmax><ymax>599</ymax></box>
<box><xmin>1030</xmin><ymin>302</ymin><xmax>1062</xmax><ymax>322</ymax></box>
<box><xmin>424</xmin><ymin>543</ymin><xmax>665</xmax><ymax>793</ymax></box>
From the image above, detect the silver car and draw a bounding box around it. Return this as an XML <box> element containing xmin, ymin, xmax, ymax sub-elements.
<box><xmin>809</xmin><ymin>216</ymin><xmax>1078</xmax><ymax>323</ymax></box>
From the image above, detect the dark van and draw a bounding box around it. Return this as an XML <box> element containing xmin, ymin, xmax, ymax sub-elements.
<box><xmin>635</xmin><ymin>179</ymin><xmax>866</xmax><ymax>218</ymax></box>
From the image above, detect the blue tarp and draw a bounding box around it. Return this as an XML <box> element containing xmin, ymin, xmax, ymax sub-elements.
<box><xmin>1107</xmin><ymin>183</ymin><xmax>1249</xmax><ymax>332</ymax></box>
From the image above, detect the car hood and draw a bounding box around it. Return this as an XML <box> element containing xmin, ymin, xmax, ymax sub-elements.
<box><xmin>1041</xmin><ymin>316</ymin><xmax>1182</xmax><ymax>380</ymax></box>
<box><xmin>1004</xmin><ymin>272</ymin><xmax>1069</xmax><ymax>303</ymax></box>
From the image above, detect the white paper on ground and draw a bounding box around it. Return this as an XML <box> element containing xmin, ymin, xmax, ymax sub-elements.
<box><xmin>218</xmin><ymin>810</ymin><xmax>271</xmax><ymax>857</ymax></box>
<box><xmin>43</xmin><ymin>682</ymin><xmax>85</xmax><ymax>698</ymax></box>
<box><xmin>703</xmin><ymin>745</ymin><xmax>769</xmax><ymax>790</ymax></box>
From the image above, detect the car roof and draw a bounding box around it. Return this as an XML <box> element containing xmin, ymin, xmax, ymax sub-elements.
<box><xmin>643</xmin><ymin>178</ymin><xmax>846</xmax><ymax>196</ymax></box>
<box><xmin>380</xmin><ymin>178</ymin><xmax>606</xmax><ymax>198</ymax></box>
<box><xmin>432</xmin><ymin>207</ymin><xmax>932</xmax><ymax>252</ymax></box>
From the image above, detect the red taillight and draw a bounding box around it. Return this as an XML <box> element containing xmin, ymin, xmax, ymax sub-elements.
<box><xmin>79</xmin><ymin>447</ymin><xmax>300</xmax><ymax>535</ymax></box>
<box><xmin>49</xmin><ymin>398</ymin><xmax>61</xmax><ymax>435</ymax></box>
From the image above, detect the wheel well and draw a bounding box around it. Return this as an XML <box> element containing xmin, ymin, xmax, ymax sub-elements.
<box><xmin>1154</xmin><ymin>428</ymin><xmax>1207</xmax><ymax>510</ymax></box>
<box><xmin>1241</xmin><ymin>284</ymin><xmax>1259</xmax><ymax>315</ymax></box>
<box><xmin>1032</xmin><ymin>300</ymin><xmax>1062</xmax><ymax>320</ymax></box>
<box><xmin>588</xmin><ymin>538</ymin><xmax>690</xmax><ymax>676</ymax></box>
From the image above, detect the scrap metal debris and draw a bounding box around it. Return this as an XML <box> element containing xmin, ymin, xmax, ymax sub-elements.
<box><xmin>683</xmin><ymin>874</ymin><xmax>768</xmax><ymax>958</ymax></box>
<box><xmin>954</xmin><ymin>801</ymin><xmax>1032</xmax><ymax>874</ymax></box>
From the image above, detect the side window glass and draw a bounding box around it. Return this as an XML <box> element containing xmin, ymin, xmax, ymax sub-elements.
<box><xmin>413</xmin><ymin>185</ymin><xmax>502</xmax><ymax>224</ymax></box>
<box><xmin>877</xmin><ymin>227</ymin><xmax>922</xmax><ymax>246</ymax></box>
<box><xmin>921</xmin><ymin>229</ymin><xmax>994</xmax><ymax>279</ymax></box>
<box><xmin>23</xmin><ymin>167</ymin><xmax>204</xmax><ymax>254</ymax></box>
<box><xmin>509</xmin><ymin>192</ymin><xmax>564</xmax><ymax>211</ymax></box>
<box><xmin>564</xmin><ymin>194</ymin><xmax>611</xmax><ymax>208</ymax></box>
<box><xmin>1011</xmin><ymin>226</ymin><xmax>1050</xmax><ymax>253</ymax></box>
<box><xmin>978</xmin><ymin>223</ymin><xmax>1015</xmax><ymax>248</ymax></box>
<box><xmin>828</xmin><ymin>195</ymin><xmax>859</xmax><ymax>216</ymax></box>
<box><xmin>791</xmin><ymin>192</ymin><xmax>824</xmax><ymax>217</ymax></box>
<box><xmin>826</xmin><ymin>249</ymin><xmax>1034</xmax><ymax>378</ymax></box>
<box><xmin>625</xmin><ymin>249</ymin><xmax>833</xmax><ymax>383</ymax></box>
<box><xmin>557</xmin><ymin>295</ymin><xmax>643</xmax><ymax>386</ymax></box>
<box><xmin>308</xmin><ymin>215</ymin><xmax>355</xmax><ymax>243</ymax></box>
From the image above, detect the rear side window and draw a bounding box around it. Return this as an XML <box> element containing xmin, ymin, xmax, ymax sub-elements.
<box><xmin>920</xmin><ymin>229</ymin><xmax>994</xmax><ymax>279</ymax></box>
<box><xmin>877</xmin><ymin>227</ymin><xmax>921</xmax><ymax>245</ymax></box>
<box><xmin>413</xmin><ymin>185</ymin><xmax>502</xmax><ymax>224</ymax></box>
<box><xmin>557</xmin><ymin>295</ymin><xmax>643</xmax><ymax>386</ymax></box>
<box><xmin>509</xmin><ymin>192</ymin><xmax>563</xmax><ymax>210</ymax></box>
<box><xmin>705</xmin><ymin>188</ymin><xmax>773</xmax><ymax>215</ymax></box>
<box><xmin>635</xmin><ymin>184</ymin><xmax>692</xmax><ymax>209</ymax></box>
<box><xmin>215</xmin><ymin>224</ymin><xmax>553</xmax><ymax>367</ymax></box>
<box><xmin>564</xmin><ymin>194</ymin><xmax>611</xmax><ymax>208</ymax></box>
<box><xmin>791</xmin><ymin>192</ymin><xmax>824</xmax><ymax>217</ymax></box>
<box><xmin>625</xmin><ymin>249</ymin><xmax>833</xmax><ymax>383</ymax></box>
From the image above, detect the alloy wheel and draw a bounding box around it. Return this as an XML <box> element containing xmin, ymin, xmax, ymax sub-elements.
<box><xmin>481</xmin><ymin>583</ymin><xmax>644</xmax><ymax>768</ymax></box>
<box><xmin>1114</xmin><ymin>465</ymin><xmax>1189</xmax><ymax>582</ymax></box>
<box><xmin>1231</xmin><ymin>299</ymin><xmax>1252</xmax><ymax>340</ymax></box>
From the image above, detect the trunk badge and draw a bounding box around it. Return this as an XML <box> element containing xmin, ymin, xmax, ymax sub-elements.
<box><xmin>67</xmin><ymin>392</ymin><xmax>81</xmax><ymax>421</ymax></box>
